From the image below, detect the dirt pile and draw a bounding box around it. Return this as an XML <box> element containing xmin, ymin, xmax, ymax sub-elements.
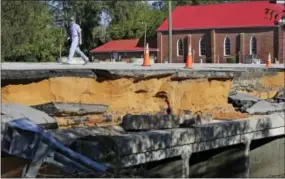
<box><xmin>1</xmin><ymin>76</ymin><xmax>248</xmax><ymax>119</ymax></box>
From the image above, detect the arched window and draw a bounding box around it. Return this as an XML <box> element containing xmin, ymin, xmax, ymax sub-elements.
<box><xmin>199</xmin><ymin>37</ymin><xmax>206</xmax><ymax>56</ymax></box>
<box><xmin>177</xmin><ymin>39</ymin><xmax>184</xmax><ymax>57</ymax></box>
<box><xmin>224</xmin><ymin>37</ymin><xmax>231</xmax><ymax>56</ymax></box>
<box><xmin>250</xmin><ymin>37</ymin><xmax>257</xmax><ymax>56</ymax></box>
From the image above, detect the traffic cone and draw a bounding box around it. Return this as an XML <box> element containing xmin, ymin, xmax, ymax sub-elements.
<box><xmin>142</xmin><ymin>43</ymin><xmax>151</xmax><ymax>66</ymax></box>
<box><xmin>266</xmin><ymin>53</ymin><xmax>272</xmax><ymax>67</ymax></box>
<box><xmin>185</xmin><ymin>46</ymin><xmax>193</xmax><ymax>69</ymax></box>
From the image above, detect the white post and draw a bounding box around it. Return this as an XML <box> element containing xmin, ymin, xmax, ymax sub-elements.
<box><xmin>243</xmin><ymin>135</ymin><xmax>252</xmax><ymax>178</ymax></box>
<box><xmin>181</xmin><ymin>147</ymin><xmax>192</xmax><ymax>178</ymax></box>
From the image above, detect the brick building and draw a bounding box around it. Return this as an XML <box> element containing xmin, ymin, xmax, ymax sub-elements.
<box><xmin>156</xmin><ymin>1</ymin><xmax>285</xmax><ymax>63</ymax></box>
<box><xmin>90</xmin><ymin>39</ymin><xmax>158</xmax><ymax>62</ymax></box>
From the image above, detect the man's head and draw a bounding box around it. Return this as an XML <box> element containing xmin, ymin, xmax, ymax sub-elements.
<box><xmin>70</xmin><ymin>16</ymin><xmax>75</xmax><ymax>23</ymax></box>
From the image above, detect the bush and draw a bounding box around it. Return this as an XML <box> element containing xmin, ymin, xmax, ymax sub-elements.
<box><xmin>226</xmin><ymin>56</ymin><xmax>236</xmax><ymax>63</ymax></box>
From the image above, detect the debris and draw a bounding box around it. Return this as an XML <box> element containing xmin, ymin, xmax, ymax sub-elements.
<box><xmin>1</xmin><ymin>103</ymin><xmax>57</xmax><ymax>129</ymax></box>
<box><xmin>180</xmin><ymin>111</ymin><xmax>213</xmax><ymax>126</ymax></box>
<box><xmin>228</xmin><ymin>92</ymin><xmax>259</xmax><ymax>112</ymax></box>
<box><xmin>121</xmin><ymin>114</ymin><xmax>180</xmax><ymax>131</ymax></box>
<box><xmin>1</xmin><ymin>118</ymin><xmax>108</xmax><ymax>178</ymax></box>
<box><xmin>246</xmin><ymin>100</ymin><xmax>285</xmax><ymax>115</ymax></box>
<box><xmin>31</xmin><ymin>102</ymin><xmax>109</xmax><ymax>116</ymax></box>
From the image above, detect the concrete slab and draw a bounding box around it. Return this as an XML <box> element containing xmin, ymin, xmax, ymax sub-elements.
<box><xmin>246</xmin><ymin>101</ymin><xmax>285</xmax><ymax>115</ymax></box>
<box><xmin>121</xmin><ymin>114</ymin><xmax>180</xmax><ymax>131</ymax></box>
<box><xmin>1</xmin><ymin>103</ymin><xmax>57</xmax><ymax>128</ymax></box>
<box><xmin>1</xmin><ymin>69</ymin><xmax>96</xmax><ymax>81</ymax></box>
<box><xmin>2</xmin><ymin>63</ymin><xmax>284</xmax><ymax>82</ymax></box>
<box><xmin>43</xmin><ymin>112</ymin><xmax>285</xmax><ymax>168</ymax></box>
<box><xmin>2</xmin><ymin>62</ymin><xmax>285</xmax><ymax>71</ymax></box>
<box><xmin>228</xmin><ymin>92</ymin><xmax>259</xmax><ymax>111</ymax></box>
<box><xmin>31</xmin><ymin>102</ymin><xmax>109</xmax><ymax>116</ymax></box>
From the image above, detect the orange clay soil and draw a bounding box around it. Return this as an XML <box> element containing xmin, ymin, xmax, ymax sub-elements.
<box><xmin>259</xmin><ymin>72</ymin><xmax>284</xmax><ymax>88</ymax></box>
<box><xmin>2</xmin><ymin>76</ymin><xmax>248</xmax><ymax>120</ymax></box>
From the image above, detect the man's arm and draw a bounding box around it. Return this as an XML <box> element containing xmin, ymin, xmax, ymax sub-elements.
<box><xmin>79</xmin><ymin>31</ymin><xmax>82</xmax><ymax>45</ymax></box>
<box><xmin>77</xmin><ymin>24</ymin><xmax>82</xmax><ymax>45</ymax></box>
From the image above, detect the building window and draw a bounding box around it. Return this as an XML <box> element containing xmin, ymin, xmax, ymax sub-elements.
<box><xmin>177</xmin><ymin>39</ymin><xmax>184</xmax><ymax>57</ymax></box>
<box><xmin>199</xmin><ymin>37</ymin><xmax>206</xmax><ymax>56</ymax></box>
<box><xmin>224</xmin><ymin>37</ymin><xmax>231</xmax><ymax>56</ymax></box>
<box><xmin>250</xmin><ymin>37</ymin><xmax>257</xmax><ymax>56</ymax></box>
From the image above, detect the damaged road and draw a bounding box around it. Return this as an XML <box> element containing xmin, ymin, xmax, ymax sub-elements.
<box><xmin>1</xmin><ymin>64</ymin><xmax>285</xmax><ymax>177</ymax></box>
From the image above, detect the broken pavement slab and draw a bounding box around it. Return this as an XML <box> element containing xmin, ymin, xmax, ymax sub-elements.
<box><xmin>1</xmin><ymin>69</ymin><xmax>97</xmax><ymax>82</ymax></box>
<box><xmin>31</xmin><ymin>102</ymin><xmax>109</xmax><ymax>116</ymax></box>
<box><xmin>1</xmin><ymin>103</ymin><xmax>57</xmax><ymax>129</ymax></box>
<box><xmin>121</xmin><ymin>114</ymin><xmax>180</xmax><ymax>131</ymax></box>
<box><xmin>228</xmin><ymin>92</ymin><xmax>259</xmax><ymax>111</ymax></box>
<box><xmin>246</xmin><ymin>100</ymin><xmax>285</xmax><ymax>115</ymax></box>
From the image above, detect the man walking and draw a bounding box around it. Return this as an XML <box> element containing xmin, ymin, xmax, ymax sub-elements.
<box><xmin>67</xmin><ymin>16</ymin><xmax>89</xmax><ymax>64</ymax></box>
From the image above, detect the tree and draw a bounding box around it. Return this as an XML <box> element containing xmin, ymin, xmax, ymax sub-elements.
<box><xmin>1</xmin><ymin>1</ymin><xmax>63</xmax><ymax>62</ymax></box>
<box><xmin>104</xmin><ymin>1</ymin><xmax>165</xmax><ymax>40</ymax></box>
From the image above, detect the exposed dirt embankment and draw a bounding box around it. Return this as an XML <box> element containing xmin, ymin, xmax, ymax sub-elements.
<box><xmin>2</xmin><ymin>71</ymin><xmax>283</xmax><ymax>120</ymax></box>
<box><xmin>2</xmin><ymin>76</ymin><xmax>246</xmax><ymax>119</ymax></box>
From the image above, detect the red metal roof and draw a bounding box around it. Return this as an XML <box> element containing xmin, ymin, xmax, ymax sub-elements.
<box><xmin>90</xmin><ymin>39</ymin><xmax>158</xmax><ymax>53</ymax></box>
<box><xmin>157</xmin><ymin>1</ymin><xmax>284</xmax><ymax>31</ymax></box>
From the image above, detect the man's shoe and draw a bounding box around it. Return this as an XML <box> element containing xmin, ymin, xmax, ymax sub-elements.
<box><xmin>62</xmin><ymin>61</ymin><xmax>71</xmax><ymax>65</ymax></box>
<box><xmin>83</xmin><ymin>60</ymin><xmax>89</xmax><ymax>65</ymax></box>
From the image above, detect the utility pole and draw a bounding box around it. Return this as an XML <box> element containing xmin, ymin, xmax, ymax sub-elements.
<box><xmin>59</xmin><ymin>28</ymin><xmax>62</xmax><ymax>59</ymax></box>
<box><xmin>144</xmin><ymin>23</ymin><xmax>147</xmax><ymax>54</ymax></box>
<box><xmin>168</xmin><ymin>0</ymin><xmax>172</xmax><ymax>63</ymax></box>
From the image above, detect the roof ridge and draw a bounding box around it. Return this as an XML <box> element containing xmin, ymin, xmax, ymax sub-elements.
<box><xmin>111</xmin><ymin>39</ymin><xmax>139</xmax><ymax>41</ymax></box>
<box><xmin>175</xmin><ymin>0</ymin><xmax>270</xmax><ymax>8</ymax></box>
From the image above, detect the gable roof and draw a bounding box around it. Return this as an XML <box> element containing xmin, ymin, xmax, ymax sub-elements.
<box><xmin>90</xmin><ymin>39</ymin><xmax>158</xmax><ymax>53</ymax></box>
<box><xmin>157</xmin><ymin>1</ymin><xmax>284</xmax><ymax>31</ymax></box>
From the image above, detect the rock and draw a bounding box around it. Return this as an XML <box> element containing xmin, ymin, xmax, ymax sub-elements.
<box><xmin>180</xmin><ymin>111</ymin><xmax>213</xmax><ymax>126</ymax></box>
<box><xmin>1</xmin><ymin>103</ymin><xmax>57</xmax><ymax>129</ymax></box>
<box><xmin>246</xmin><ymin>100</ymin><xmax>285</xmax><ymax>115</ymax></box>
<box><xmin>31</xmin><ymin>102</ymin><xmax>109</xmax><ymax>116</ymax></box>
<box><xmin>121</xmin><ymin>114</ymin><xmax>180</xmax><ymax>131</ymax></box>
<box><xmin>228</xmin><ymin>93</ymin><xmax>259</xmax><ymax>112</ymax></box>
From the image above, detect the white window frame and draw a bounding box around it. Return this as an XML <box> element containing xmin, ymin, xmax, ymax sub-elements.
<box><xmin>177</xmin><ymin>39</ymin><xmax>184</xmax><ymax>57</ymax></box>
<box><xmin>250</xmin><ymin>36</ymin><xmax>257</xmax><ymax>56</ymax></box>
<box><xmin>199</xmin><ymin>37</ymin><xmax>206</xmax><ymax>56</ymax></box>
<box><xmin>224</xmin><ymin>37</ymin><xmax>231</xmax><ymax>56</ymax></box>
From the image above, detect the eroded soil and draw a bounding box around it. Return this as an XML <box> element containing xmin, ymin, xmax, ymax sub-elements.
<box><xmin>2</xmin><ymin>76</ymin><xmax>245</xmax><ymax>120</ymax></box>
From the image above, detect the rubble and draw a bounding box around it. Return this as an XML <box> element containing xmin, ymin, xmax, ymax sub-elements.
<box><xmin>31</xmin><ymin>102</ymin><xmax>108</xmax><ymax>116</ymax></box>
<box><xmin>228</xmin><ymin>92</ymin><xmax>259</xmax><ymax>112</ymax></box>
<box><xmin>1</xmin><ymin>103</ymin><xmax>57</xmax><ymax>129</ymax></box>
<box><xmin>246</xmin><ymin>101</ymin><xmax>285</xmax><ymax>115</ymax></box>
<box><xmin>1</xmin><ymin>118</ymin><xmax>108</xmax><ymax>178</ymax></box>
<box><xmin>180</xmin><ymin>110</ymin><xmax>213</xmax><ymax>126</ymax></box>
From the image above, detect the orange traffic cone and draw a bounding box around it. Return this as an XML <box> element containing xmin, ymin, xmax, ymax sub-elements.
<box><xmin>185</xmin><ymin>46</ymin><xmax>193</xmax><ymax>69</ymax></box>
<box><xmin>142</xmin><ymin>43</ymin><xmax>151</xmax><ymax>66</ymax></box>
<box><xmin>266</xmin><ymin>53</ymin><xmax>272</xmax><ymax>67</ymax></box>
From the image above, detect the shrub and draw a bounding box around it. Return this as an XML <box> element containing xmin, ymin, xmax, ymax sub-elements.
<box><xmin>226</xmin><ymin>56</ymin><xmax>236</xmax><ymax>63</ymax></box>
